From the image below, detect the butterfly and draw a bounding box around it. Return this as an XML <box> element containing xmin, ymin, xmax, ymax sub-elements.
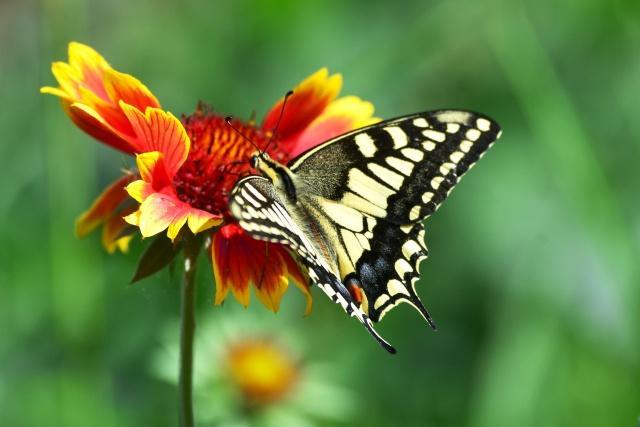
<box><xmin>229</xmin><ymin>109</ymin><xmax>501</xmax><ymax>353</ymax></box>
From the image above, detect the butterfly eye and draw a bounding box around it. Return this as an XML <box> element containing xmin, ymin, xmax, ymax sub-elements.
<box><xmin>250</xmin><ymin>155</ymin><xmax>259</xmax><ymax>169</ymax></box>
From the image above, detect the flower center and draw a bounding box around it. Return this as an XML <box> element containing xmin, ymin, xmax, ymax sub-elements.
<box><xmin>174</xmin><ymin>106</ymin><xmax>270</xmax><ymax>217</ymax></box>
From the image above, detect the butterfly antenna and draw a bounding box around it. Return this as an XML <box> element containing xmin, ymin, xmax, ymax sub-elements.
<box><xmin>263</xmin><ymin>90</ymin><xmax>294</xmax><ymax>154</ymax></box>
<box><xmin>225</xmin><ymin>116</ymin><xmax>261</xmax><ymax>152</ymax></box>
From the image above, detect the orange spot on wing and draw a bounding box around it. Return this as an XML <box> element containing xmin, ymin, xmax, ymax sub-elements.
<box><xmin>349</xmin><ymin>283</ymin><xmax>364</xmax><ymax>305</ymax></box>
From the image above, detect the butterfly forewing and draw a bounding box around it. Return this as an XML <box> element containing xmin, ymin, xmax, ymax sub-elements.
<box><xmin>290</xmin><ymin>110</ymin><xmax>500</xmax><ymax>224</ymax></box>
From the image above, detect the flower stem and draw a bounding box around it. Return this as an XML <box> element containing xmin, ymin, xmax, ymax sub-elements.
<box><xmin>179</xmin><ymin>237</ymin><xmax>201</xmax><ymax>427</ymax></box>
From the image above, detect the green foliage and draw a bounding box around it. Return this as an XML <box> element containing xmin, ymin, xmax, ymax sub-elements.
<box><xmin>1</xmin><ymin>0</ymin><xmax>638</xmax><ymax>426</ymax></box>
<box><xmin>131</xmin><ymin>235</ymin><xmax>182</xmax><ymax>284</ymax></box>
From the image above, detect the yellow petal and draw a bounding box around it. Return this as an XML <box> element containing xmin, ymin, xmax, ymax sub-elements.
<box><xmin>167</xmin><ymin>212</ymin><xmax>188</xmax><ymax>242</ymax></box>
<box><xmin>187</xmin><ymin>210</ymin><xmax>221</xmax><ymax>234</ymax></box>
<box><xmin>125</xmin><ymin>179</ymin><xmax>153</xmax><ymax>203</ymax></box>
<box><xmin>135</xmin><ymin>151</ymin><xmax>163</xmax><ymax>182</ymax></box>
<box><xmin>68</xmin><ymin>42</ymin><xmax>110</xmax><ymax>75</ymax></box>
<box><xmin>40</xmin><ymin>86</ymin><xmax>72</xmax><ymax>100</ymax></box>
<box><xmin>103</xmin><ymin>68</ymin><xmax>160</xmax><ymax>111</ymax></box>
<box><xmin>50</xmin><ymin>61</ymin><xmax>82</xmax><ymax>99</ymax></box>
<box><xmin>254</xmin><ymin>275</ymin><xmax>289</xmax><ymax>313</ymax></box>
<box><xmin>123</xmin><ymin>209</ymin><xmax>141</xmax><ymax>227</ymax></box>
<box><xmin>137</xmin><ymin>193</ymin><xmax>180</xmax><ymax>237</ymax></box>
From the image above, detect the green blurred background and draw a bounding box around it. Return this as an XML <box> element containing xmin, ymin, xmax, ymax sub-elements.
<box><xmin>1</xmin><ymin>0</ymin><xmax>639</xmax><ymax>426</ymax></box>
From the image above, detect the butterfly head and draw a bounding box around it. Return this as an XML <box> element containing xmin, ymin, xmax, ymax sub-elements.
<box><xmin>250</xmin><ymin>151</ymin><xmax>278</xmax><ymax>179</ymax></box>
<box><xmin>250</xmin><ymin>151</ymin><xmax>268</xmax><ymax>170</ymax></box>
<box><xmin>250</xmin><ymin>150</ymin><xmax>298</xmax><ymax>202</ymax></box>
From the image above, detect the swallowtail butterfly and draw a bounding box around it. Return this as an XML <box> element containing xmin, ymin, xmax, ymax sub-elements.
<box><xmin>229</xmin><ymin>110</ymin><xmax>501</xmax><ymax>353</ymax></box>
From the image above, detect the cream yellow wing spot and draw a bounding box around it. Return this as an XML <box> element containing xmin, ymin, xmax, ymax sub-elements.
<box><xmin>421</xmin><ymin>191</ymin><xmax>434</xmax><ymax>203</ymax></box>
<box><xmin>384</xmin><ymin>126</ymin><xmax>408</xmax><ymax>149</ymax></box>
<box><xmin>385</xmin><ymin>156</ymin><xmax>414</xmax><ymax>176</ymax></box>
<box><xmin>354</xmin><ymin>133</ymin><xmax>377</xmax><ymax>158</ymax></box>
<box><xmin>347</xmin><ymin>169</ymin><xmax>394</xmax><ymax>208</ymax></box>
<box><xmin>318</xmin><ymin>197</ymin><xmax>365</xmax><ymax>232</ymax></box>
<box><xmin>460</xmin><ymin>140</ymin><xmax>473</xmax><ymax>153</ymax></box>
<box><xmin>423</xmin><ymin>141</ymin><xmax>436</xmax><ymax>151</ymax></box>
<box><xmin>341</xmin><ymin>191</ymin><xmax>387</xmax><ymax>218</ymax></box>
<box><xmin>439</xmin><ymin>162</ymin><xmax>456</xmax><ymax>176</ymax></box>
<box><xmin>387</xmin><ymin>279</ymin><xmax>410</xmax><ymax>296</ymax></box>
<box><xmin>340</xmin><ymin>228</ymin><xmax>365</xmax><ymax>268</ymax></box>
<box><xmin>422</xmin><ymin>129</ymin><xmax>446</xmax><ymax>142</ymax></box>
<box><xmin>450</xmin><ymin>151</ymin><xmax>464</xmax><ymax>163</ymax></box>
<box><xmin>446</xmin><ymin>123</ymin><xmax>460</xmax><ymax>133</ymax></box>
<box><xmin>476</xmin><ymin>117</ymin><xmax>491</xmax><ymax>131</ymax></box>
<box><xmin>409</xmin><ymin>205</ymin><xmax>421</xmax><ymax>221</ymax></box>
<box><xmin>401</xmin><ymin>240</ymin><xmax>422</xmax><ymax>259</ymax></box>
<box><xmin>466</xmin><ymin>128</ymin><xmax>481</xmax><ymax>141</ymax></box>
<box><xmin>394</xmin><ymin>258</ymin><xmax>413</xmax><ymax>279</ymax></box>
<box><xmin>374</xmin><ymin>294</ymin><xmax>390</xmax><ymax>310</ymax></box>
<box><xmin>355</xmin><ymin>232</ymin><xmax>371</xmax><ymax>250</ymax></box>
<box><xmin>401</xmin><ymin>147</ymin><xmax>424</xmax><ymax>162</ymax></box>
<box><xmin>412</xmin><ymin>117</ymin><xmax>429</xmax><ymax>128</ymax></box>
<box><xmin>367</xmin><ymin>163</ymin><xmax>404</xmax><ymax>191</ymax></box>
<box><xmin>431</xmin><ymin>176</ymin><xmax>444</xmax><ymax>190</ymax></box>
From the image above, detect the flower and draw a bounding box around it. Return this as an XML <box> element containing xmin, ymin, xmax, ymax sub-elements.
<box><xmin>42</xmin><ymin>42</ymin><xmax>379</xmax><ymax>313</ymax></box>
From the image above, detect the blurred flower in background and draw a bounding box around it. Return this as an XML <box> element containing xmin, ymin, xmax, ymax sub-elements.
<box><xmin>226</xmin><ymin>339</ymin><xmax>298</xmax><ymax>407</ymax></box>
<box><xmin>152</xmin><ymin>309</ymin><xmax>357</xmax><ymax>427</ymax></box>
<box><xmin>41</xmin><ymin>42</ymin><xmax>379</xmax><ymax>313</ymax></box>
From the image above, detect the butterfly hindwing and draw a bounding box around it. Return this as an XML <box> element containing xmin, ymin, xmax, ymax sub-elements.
<box><xmin>355</xmin><ymin>222</ymin><xmax>432</xmax><ymax>323</ymax></box>
<box><xmin>229</xmin><ymin>176</ymin><xmax>397</xmax><ymax>353</ymax></box>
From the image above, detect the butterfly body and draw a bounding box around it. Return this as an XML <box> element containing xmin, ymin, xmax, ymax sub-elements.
<box><xmin>231</xmin><ymin>110</ymin><xmax>502</xmax><ymax>353</ymax></box>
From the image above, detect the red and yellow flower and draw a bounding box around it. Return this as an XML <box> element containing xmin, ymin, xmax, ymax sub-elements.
<box><xmin>42</xmin><ymin>42</ymin><xmax>379</xmax><ymax>313</ymax></box>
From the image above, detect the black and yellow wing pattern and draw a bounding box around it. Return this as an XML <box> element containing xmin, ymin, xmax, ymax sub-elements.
<box><xmin>230</xmin><ymin>175</ymin><xmax>396</xmax><ymax>352</ymax></box>
<box><xmin>230</xmin><ymin>109</ymin><xmax>501</xmax><ymax>353</ymax></box>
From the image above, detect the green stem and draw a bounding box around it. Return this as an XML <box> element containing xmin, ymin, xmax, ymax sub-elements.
<box><xmin>179</xmin><ymin>239</ymin><xmax>200</xmax><ymax>427</ymax></box>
